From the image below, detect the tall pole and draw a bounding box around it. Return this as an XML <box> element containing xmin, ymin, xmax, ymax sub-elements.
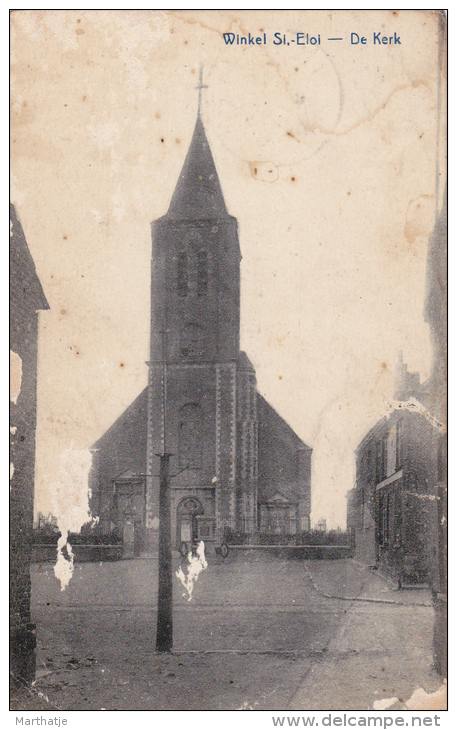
<box><xmin>156</xmin><ymin>327</ymin><xmax>173</xmax><ymax>653</ymax></box>
<box><xmin>161</xmin><ymin>329</ymin><xmax>168</xmax><ymax>455</ymax></box>
<box><xmin>156</xmin><ymin>452</ymin><xmax>172</xmax><ymax>652</ymax></box>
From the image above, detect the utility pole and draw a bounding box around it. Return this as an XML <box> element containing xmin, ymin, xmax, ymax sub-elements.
<box><xmin>156</xmin><ymin>451</ymin><xmax>172</xmax><ymax>652</ymax></box>
<box><xmin>156</xmin><ymin>328</ymin><xmax>173</xmax><ymax>653</ymax></box>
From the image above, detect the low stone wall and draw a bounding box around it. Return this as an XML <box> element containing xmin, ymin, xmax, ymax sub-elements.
<box><xmin>32</xmin><ymin>543</ymin><xmax>123</xmax><ymax>563</ymax></box>
<box><xmin>226</xmin><ymin>544</ymin><xmax>353</xmax><ymax>560</ymax></box>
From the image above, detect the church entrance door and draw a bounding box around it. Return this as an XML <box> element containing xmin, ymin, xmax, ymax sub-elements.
<box><xmin>176</xmin><ymin>496</ymin><xmax>204</xmax><ymax>551</ymax></box>
<box><xmin>133</xmin><ymin>519</ymin><xmax>145</xmax><ymax>556</ymax></box>
<box><xmin>114</xmin><ymin>475</ymin><xmax>146</xmax><ymax>556</ymax></box>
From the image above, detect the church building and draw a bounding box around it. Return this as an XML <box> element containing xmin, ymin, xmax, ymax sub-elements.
<box><xmin>90</xmin><ymin>93</ymin><xmax>312</xmax><ymax>552</ymax></box>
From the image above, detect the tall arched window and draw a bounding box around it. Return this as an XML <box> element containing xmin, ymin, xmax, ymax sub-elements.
<box><xmin>177</xmin><ymin>251</ymin><xmax>188</xmax><ymax>297</ymax></box>
<box><xmin>178</xmin><ymin>403</ymin><xmax>203</xmax><ymax>467</ymax></box>
<box><xmin>197</xmin><ymin>250</ymin><xmax>208</xmax><ymax>296</ymax></box>
<box><xmin>180</xmin><ymin>323</ymin><xmax>205</xmax><ymax>359</ymax></box>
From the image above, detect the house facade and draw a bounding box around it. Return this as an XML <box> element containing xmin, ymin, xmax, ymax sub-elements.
<box><xmin>423</xmin><ymin>185</ymin><xmax>447</xmax><ymax>674</ymax></box>
<box><xmin>348</xmin><ymin>358</ymin><xmax>441</xmax><ymax>586</ymax></box>
<box><xmin>10</xmin><ymin>203</ymin><xmax>49</xmax><ymax>686</ymax></box>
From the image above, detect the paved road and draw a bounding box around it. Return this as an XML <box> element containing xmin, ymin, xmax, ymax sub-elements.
<box><xmin>24</xmin><ymin>553</ymin><xmax>442</xmax><ymax>711</ymax></box>
<box><xmin>33</xmin><ymin>551</ymin><xmax>346</xmax><ymax>653</ymax></box>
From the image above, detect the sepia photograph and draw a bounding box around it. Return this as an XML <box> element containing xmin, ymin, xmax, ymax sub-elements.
<box><xmin>10</xmin><ymin>8</ymin><xmax>447</xmax><ymax>717</ymax></box>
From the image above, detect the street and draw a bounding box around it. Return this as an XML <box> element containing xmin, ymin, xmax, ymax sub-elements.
<box><xmin>22</xmin><ymin>553</ymin><xmax>443</xmax><ymax>711</ymax></box>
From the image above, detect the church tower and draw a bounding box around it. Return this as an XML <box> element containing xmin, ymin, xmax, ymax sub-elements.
<box><xmin>90</xmin><ymin>80</ymin><xmax>311</xmax><ymax>551</ymax></box>
<box><xmin>145</xmin><ymin>85</ymin><xmax>257</xmax><ymax>548</ymax></box>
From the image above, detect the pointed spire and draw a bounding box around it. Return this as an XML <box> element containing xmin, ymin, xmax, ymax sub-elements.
<box><xmin>166</xmin><ymin>72</ymin><xmax>229</xmax><ymax>221</ymax></box>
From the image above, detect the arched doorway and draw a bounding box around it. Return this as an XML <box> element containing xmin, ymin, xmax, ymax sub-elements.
<box><xmin>176</xmin><ymin>496</ymin><xmax>204</xmax><ymax>549</ymax></box>
<box><xmin>113</xmin><ymin>472</ymin><xmax>146</xmax><ymax>557</ymax></box>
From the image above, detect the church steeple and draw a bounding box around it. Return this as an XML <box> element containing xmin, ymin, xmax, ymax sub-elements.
<box><xmin>150</xmin><ymin>76</ymin><xmax>241</xmax><ymax>366</ymax></box>
<box><xmin>167</xmin><ymin>72</ymin><xmax>229</xmax><ymax>221</ymax></box>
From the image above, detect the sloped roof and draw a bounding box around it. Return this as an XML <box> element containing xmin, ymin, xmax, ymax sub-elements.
<box><xmin>10</xmin><ymin>203</ymin><xmax>49</xmax><ymax>311</ymax></box>
<box><xmin>166</xmin><ymin>114</ymin><xmax>230</xmax><ymax>220</ymax></box>
<box><xmin>263</xmin><ymin>489</ymin><xmax>298</xmax><ymax>505</ymax></box>
<box><xmin>257</xmin><ymin>393</ymin><xmax>310</xmax><ymax>452</ymax></box>
<box><xmin>92</xmin><ymin>387</ymin><xmax>148</xmax><ymax>450</ymax></box>
<box><xmin>259</xmin><ymin>483</ymin><xmax>301</xmax><ymax>505</ymax></box>
<box><xmin>237</xmin><ymin>351</ymin><xmax>256</xmax><ymax>371</ymax></box>
<box><xmin>256</xmin><ymin>393</ymin><xmax>311</xmax><ymax>506</ymax></box>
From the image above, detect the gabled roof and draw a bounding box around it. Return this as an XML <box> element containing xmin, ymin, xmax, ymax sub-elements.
<box><xmin>166</xmin><ymin>114</ymin><xmax>229</xmax><ymax>221</ymax></box>
<box><xmin>92</xmin><ymin>387</ymin><xmax>148</xmax><ymax>450</ymax></box>
<box><xmin>267</xmin><ymin>491</ymin><xmax>293</xmax><ymax>504</ymax></box>
<box><xmin>259</xmin><ymin>484</ymin><xmax>300</xmax><ymax>505</ymax></box>
<box><xmin>10</xmin><ymin>203</ymin><xmax>49</xmax><ymax>312</ymax></box>
<box><xmin>354</xmin><ymin>416</ymin><xmax>388</xmax><ymax>456</ymax></box>
<box><xmin>257</xmin><ymin>393</ymin><xmax>311</xmax><ymax>452</ymax></box>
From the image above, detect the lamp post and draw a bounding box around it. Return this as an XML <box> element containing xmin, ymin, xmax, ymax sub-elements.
<box><xmin>156</xmin><ymin>451</ymin><xmax>173</xmax><ymax>652</ymax></box>
<box><xmin>155</xmin><ymin>72</ymin><xmax>210</xmax><ymax>653</ymax></box>
<box><xmin>155</xmin><ymin>327</ymin><xmax>173</xmax><ymax>653</ymax></box>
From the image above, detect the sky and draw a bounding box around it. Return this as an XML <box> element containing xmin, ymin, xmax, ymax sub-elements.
<box><xmin>10</xmin><ymin>9</ymin><xmax>446</xmax><ymax>529</ymax></box>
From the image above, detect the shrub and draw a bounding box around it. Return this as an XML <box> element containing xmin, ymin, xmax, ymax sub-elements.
<box><xmin>294</xmin><ymin>530</ymin><xmax>351</xmax><ymax>546</ymax></box>
<box><xmin>221</xmin><ymin>529</ymin><xmax>351</xmax><ymax>547</ymax></box>
<box><xmin>32</xmin><ymin>527</ymin><xmax>122</xmax><ymax>545</ymax></box>
<box><xmin>32</xmin><ymin>525</ymin><xmax>61</xmax><ymax>544</ymax></box>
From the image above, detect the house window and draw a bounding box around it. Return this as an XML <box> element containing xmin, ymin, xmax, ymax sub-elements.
<box><xmin>396</xmin><ymin>419</ymin><xmax>403</xmax><ymax>471</ymax></box>
<box><xmin>379</xmin><ymin>493</ymin><xmax>389</xmax><ymax>546</ymax></box>
<box><xmin>359</xmin><ymin>491</ymin><xmax>365</xmax><ymax>530</ymax></box>
<box><xmin>178</xmin><ymin>403</ymin><xmax>203</xmax><ymax>467</ymax></box>
<box><xmin>437</xmin><ymin>438</ymin><xmax>445</xmax><ymax>481</ymax></box>
<box><xmin>197</xmin><ymin>250</ymin><xmax>208</xmax><ymax>296</ymax></box>
<box><xmin>289</xmin><ymin>506</ymin><xmax>297</xmax><ymax>535</ymax></box>
<box><xmin>393</xmin><ymin>490</ymin><xmax>402</xmax><ymax>546</ymax></box>
<box><xmin>382</xmin><ymin>434</ymin><xmax>388</xmax><ymax>481</ymax></box>
<box><xmin>177</xmin><ymin>252</ymin><xmax>188</xmax><ymax>297</ymax></box>
<box><xmin>252</xmin><ymin>423</ymin><xmax>258</xmax><ymax>478</ymax></box>
<box><xmin>375</xmin><ymin>441</ymin><xmax>382</xmax><ymax>483</ymax></box>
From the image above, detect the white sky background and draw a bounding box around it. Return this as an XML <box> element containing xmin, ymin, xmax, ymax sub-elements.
<box><xmin>10</xmin><ymin>9</ymin><xmax>446</xmax><ymax>529</ymax></box>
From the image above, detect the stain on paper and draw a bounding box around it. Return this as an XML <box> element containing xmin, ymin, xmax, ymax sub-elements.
<box><xmin>51</xmin><ymin>449</ymin><xmax>93</xmax><ymax>590</ymax></box>
<box><xmin>176</xmin><ymin>541</ymin><xmax>208</xmax><ymax>601</ymax></box>
<box><xmin>10</xmin><ymin>350</ymin><xmax>22</xmax><ymax>404</ymax></box>
<box><xmin>373</xmin><ymin>696</ymin><xmax>399</xmax><ymax>710</ymax></box>
<box><xmin>249</xmin><ymin>161</ymin><xmax>279</xmax><ymax>182</ymax></box>
<box><xmin>404</xmin><ymin>682</ymin><xmax>447</xmax><ymax>711</ymax></box>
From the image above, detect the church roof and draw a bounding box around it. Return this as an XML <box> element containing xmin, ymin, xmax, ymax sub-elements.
<box><xmin>259</xmin><ymin>485</ymin><xmax>300</xmax><ymax>505</ymax></box>
<box><xmin>257</xmin><ymin>393</ymin><xmax>310</xmax><ymax>452</ymax></box>
<box><xmin>167</xmin><ymin>114</ymin><xmax>229</xmax><ymax>221</ymax></box>
<box><xmin>10</xmin><ymin>203</ymin><xmax>49</xmax><ymax>312</ymax></box>
<box><xmin>92</xmin><ymin>387</ymin><xmax>148</xmax><ymax>451</ymax></box>
<box><xmin>237</xmin><ymin>351</ymin><xmax>256</xmax><ymax>371</ymax></box>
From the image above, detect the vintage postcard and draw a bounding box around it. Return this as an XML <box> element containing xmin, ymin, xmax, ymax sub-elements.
<box><xmin>10</xmin><ymin>9</ymin><xmax>447</xmax><ymax>717</ymax></box>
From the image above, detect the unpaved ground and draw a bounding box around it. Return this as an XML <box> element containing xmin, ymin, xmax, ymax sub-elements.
<box><xmin>11</xmin><ymin>554</ymin><xmax>444</xmax><ymax>711</ymax></box>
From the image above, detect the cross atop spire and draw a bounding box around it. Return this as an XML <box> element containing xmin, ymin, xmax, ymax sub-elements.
<box><xmin>166</xmin><ymin>66</ymin><xmax>230</xmax><ymax>220</ymax></box>
<box><xmin>196</xmin><ymin>65</ymin><xmax>208</xmax><ymax>117</ymax></box>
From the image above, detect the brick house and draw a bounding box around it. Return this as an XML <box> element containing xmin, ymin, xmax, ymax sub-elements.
<box><xmin>10</xmin><ymin>203</ymin><xmax>49</xmax><ymax>686</ymax></box>
<box><xmin>348</xmin><ymin>356</ymin><xmax>441</xmax><ymax>586</ymax></box>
